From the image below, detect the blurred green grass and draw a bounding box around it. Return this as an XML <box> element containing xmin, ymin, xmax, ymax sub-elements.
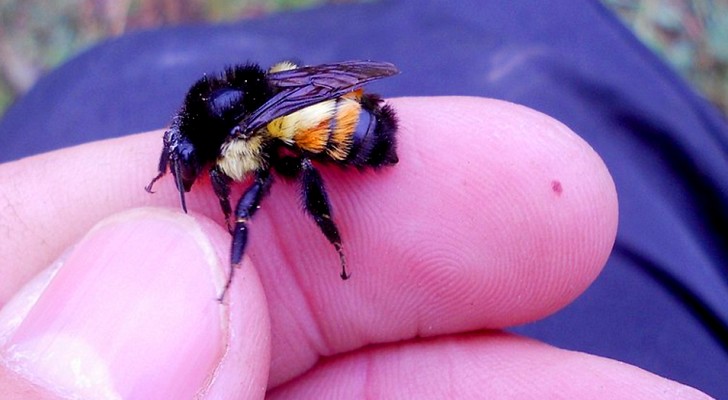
<box><xmin>0</xmin><ymin>0</ymin><xmax>361</xmax><ymax>114</ymax></box>
<box><xmin>604</xmin><ymin>0</ymin><xmax>728</xmax><ymax>116</ymax></box>
<box><xmin>0</xmin><ymin>0</ymin><xmax>726</xmax><ymax>117</ymax></box>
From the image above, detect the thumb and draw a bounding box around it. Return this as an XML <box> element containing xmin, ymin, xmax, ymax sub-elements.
<box><xmin>0</xmin><ymin>208</ymin><xmax>270</xmax><ymax>399</ymax></box>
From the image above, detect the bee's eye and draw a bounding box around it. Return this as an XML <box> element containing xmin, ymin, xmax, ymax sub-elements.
<box><xmin>170</xmin><ymin>138</ymin><xmax>200</xmax><ymax>192</ymax></box>
<box><xmin>177</xmin><ymin>139</ymin><xmax>195</xmax><ymax>161</ymax></box>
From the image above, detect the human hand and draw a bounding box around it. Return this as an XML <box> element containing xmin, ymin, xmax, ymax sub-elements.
<box><xmin>0</xmin><ymin>97</ymin><xmax>711</xmax><ymax>398</ymax></box>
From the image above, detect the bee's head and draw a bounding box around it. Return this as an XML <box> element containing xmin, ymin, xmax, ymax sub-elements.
<box><xmin>145</xmin><ymin>63</ymin><xmax>272</xmax><ymax>211</ymax></box>
<box><xmin>145</xmin><ymin>125</ymin><xmax>200</xmax><ymax>212</ymax></box>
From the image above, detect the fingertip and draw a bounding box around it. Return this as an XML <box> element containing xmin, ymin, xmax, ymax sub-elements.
<box><xmin>139</xmin><ymin>210</ymin><xmax>272</xmax><ymax>399</ymax></box>
<box><xmin>205</xmin><ymin>240</ymin><xmax>271</xmax><ymax>399</ymax></box>
<box><xmin>0</xmin><ymin>208</ymin><xmax>270</xmax><ymax>399</ymax></box>
<box><xmin>344</xmin><ymin>97</ymin><xmax>617</xmax><ymax>326</ymax></box>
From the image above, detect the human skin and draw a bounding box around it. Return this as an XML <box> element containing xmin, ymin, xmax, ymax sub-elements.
<box><xmin>0</xmin><ymin>97</ymin><xmax>712</xmax><ymax>398</ymax></box>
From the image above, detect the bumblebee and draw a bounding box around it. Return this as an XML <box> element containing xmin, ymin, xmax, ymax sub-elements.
<box><xmin>146</xmin><ymin>60</ymin><xmax>399</xmax><ymax>299</ymax></box>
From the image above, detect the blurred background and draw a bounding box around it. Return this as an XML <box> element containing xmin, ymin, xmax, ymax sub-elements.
<box><xmin>0</xmin><ymin>0</ymin><xmax>726</xmax><ymax>117</ymax></box>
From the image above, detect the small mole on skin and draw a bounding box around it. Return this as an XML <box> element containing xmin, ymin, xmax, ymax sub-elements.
<box><xmin>551</xmin><ymin>180</ymin><xmax>563</xmax><ymax>196</ymax></box>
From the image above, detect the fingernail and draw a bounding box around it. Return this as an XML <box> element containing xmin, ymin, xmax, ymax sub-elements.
<box><xmin>0</xmin><ymin>208</ymin><xmax>227</xmax><ymax>399</ymax></box>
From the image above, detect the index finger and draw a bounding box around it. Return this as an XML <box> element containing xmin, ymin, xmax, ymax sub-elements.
<box><xmin>0</xmin><ymin>97</ymin><xmax>617</xmax><ymax>386</ymax></box>
<box><xmin>246</xmin><ymin>96</ymin><xmax>616</xmax><ymax>384</ymax></box>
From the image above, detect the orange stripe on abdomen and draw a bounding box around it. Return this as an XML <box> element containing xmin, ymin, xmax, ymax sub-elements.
<box><xmin>293</xmin><ymin>119</ymin><xmax>330</xmax><ymax>153</ymax></box>
<box><xmin>326</xmin><ymin>98</ymin><xmax>360</xmax><ymax>160</ymax></box>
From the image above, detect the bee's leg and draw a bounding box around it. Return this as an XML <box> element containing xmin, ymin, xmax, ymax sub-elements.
<box><xmin>145</xmin><ymin>146</ymin><xmax>169</xmax><ymax>193</ymax></box>
<box><xmin>299</xmin><ymin>158</ymin><xmax>350</xmax><ymax>280</ymax></box>
<box><xmin>210</xmin><ymin>167</ymin><xmax>233</xmax><ymax>232</ymax></box>
<box><xmin>219</xmin><ymin>169</ymin><xmax>272</xmax><ymax>302</ymax></box>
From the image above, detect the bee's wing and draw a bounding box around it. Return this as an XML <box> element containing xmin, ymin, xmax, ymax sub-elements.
<box><xmin>238</xmin><ymin>61</ymin><xmax>398</xmax><ymax>133</ymax></box>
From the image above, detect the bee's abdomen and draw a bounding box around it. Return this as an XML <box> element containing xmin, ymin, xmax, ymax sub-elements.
<box><xmin>268</xmin><ymin>92</ymin><xmax>398</xmax><ymax>167</ymax></box>
<box><xmin>342</xmin><ymin>93</ymin><xmax>398</xmax><ymax>167</ymax></box>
